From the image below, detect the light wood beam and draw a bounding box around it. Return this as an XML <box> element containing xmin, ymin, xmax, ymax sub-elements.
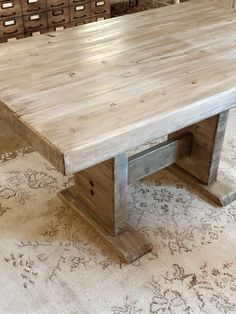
<box><xmin>169</xmin><ymin>111</ymin><xmax>229</xmax><ymax>185</ymax></box>
<box><xmin>58</xmin><ymin>153</ymin><xmax>152</xmax><ymax>263</ymax></box>
<box><xmin>168</xmin><ymin>111</ymin><xmax>236</xmax><ymax>206</ymax></box>
<box><xmin>128</xmin><ymin>133</ymin><xmax>192</xmax><ymax>184</ymax></box>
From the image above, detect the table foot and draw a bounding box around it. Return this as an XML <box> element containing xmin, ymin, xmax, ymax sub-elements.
<box><xmin>59</xmin><ymin>187</ymin><xmax>152</xmax><ymax>263</ymax></box>
<box><xmin>169</xmin><ymin>165</ymin><xmax>236</xmax><ymax>206</ymax></box>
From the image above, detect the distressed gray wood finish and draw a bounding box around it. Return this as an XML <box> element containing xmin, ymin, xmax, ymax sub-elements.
<box><xmin>59</xmin><ymin>153</ymin><xmax>153</xmax><ymax>262</ymax></box>
<box><xmin>167</xmin><ymin>111</ymin><xmax>236</xmax><ymax>206</ymax></box>
<box><xmin>70</xmin><ymin>154</ymin><xmax>128</xmax><ymax>236</ymax></box>
<box><xmin>1</xmin><ymin>1</ymin><xmax>236</xmax><ymax>175</ymax></box>
<box><xmin>128</xmin><ymin>133</ymin><xmax>192</xmax><ymax>184</ymax></box>
<box><xmin>169</xmin><ymin>111</ymin><xmax>229</xmax><ymax>184</ymax></box>
<box><xmin>59</xmin><ymin>188</ymin><xmax>152</xmax><ymax>263</ymax></box>
<box><xmin>169</xmin><ymin>165</ymin><xmax>236</xmax><ymax>206</ymax></box>
<box><xmin>1</xmin><ymin>0</ymin><xmax>236</xmax><ymax>263</ymax></box>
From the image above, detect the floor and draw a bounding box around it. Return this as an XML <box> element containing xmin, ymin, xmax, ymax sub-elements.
<box><xmin>0</xmin><ymin>110</ymin><xmax>236</xmax><ymax>313</ymax></box>
<box><xmin>1</xmin><ymin>2</ymin><xmax>236</xmax><ymax>313</ymax></box>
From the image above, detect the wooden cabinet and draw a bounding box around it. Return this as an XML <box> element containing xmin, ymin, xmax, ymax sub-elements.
<box><xmin>46</xmin><ymin>0</ymin><xmax>69</xmax><ymax>10</ymax></box>
<box><xmin>48</xmin><ymin>7</ymin><xmax>70</xmax><ymax>26</ymax></box>
<box><xmin>0</xmin><ymin>0</ymin><xmax>111</xmax><ymax>42</ymax></box>
<box><xmin>23</xmin><ymin>11</ymin><xmax>48</xmax><ymax>36</ymax></box>
<box><xmin>0</xmin><ymin>16</ymin><xmax>24</xmax><ymax>42</ymax></box>
<box><xmin>70</xmin><ymin>3</ymin><xmax>90</xmax><ymax>21</ymax></box>
<box><xmin>0</xmin><ymin>0</ymin><xmax>22</xmax><ymax>18</ymax></box>
<box><xmin>21</xmin><ymin>0</ymin><xmax>46</xmax><ymax>15</ymax></box>
<box><xmin>91</xmin><ymin>0</ymin><xmax>110</xmax><ymax>17</ymax></box>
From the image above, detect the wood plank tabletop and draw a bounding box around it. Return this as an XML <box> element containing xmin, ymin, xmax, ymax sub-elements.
<box><xmin>1</xmin><ymin>0</ymin><xmax>236</xmax><ymax>175</ymax></box>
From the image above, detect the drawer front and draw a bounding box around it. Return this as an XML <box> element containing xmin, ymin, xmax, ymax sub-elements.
<box><xmin>46</xmin><ymin>0</ymin><xmax>69</xmax><ymax>10</ymax></box>
<box><xmin>70</xmin><ymin>3</ymin><xmax>90</xmax><ymax>21</ymax></box>
<box><xmin>21</xmin><ymin>0</ymin><xmax>46</xmax><ymax>15</ymax></box>
<box><xmin>47</xmin><ymin>7</ymin><xmax>70</xmax><ymax>26</ymax></box>
<box><xmin>0</xmin><ymin>32</ymin><xmax>24</xmax><ymax>42</ymax></box>
<box><xmin>0</xmin><ymin>0</ymin><xmax>22</xmax><ymax>19</ymax></box>
<box><xmin>23</xmin><ymin>11</ymin><xmax>47</xmax><ymax>30</ymax></box>
<box><xmin>70</xmin><ymin>17</ymin><xmax>89</xmax><ymax>26</ymax></box>
<box><xmin>0</xmin><ymin>16</ymin><xmax>23</xmax><ymax>36</ymax></box>
<box><xmin>91</xmin><ymin>14</ymin><xmax>109</xmax><ymax>22</ymax></box>
<box><xmin>69</xmin><ymin>0</ymin><xmax>88</xmax><ymax>5</ymax></box>
<box><xmin>90</xmin><ymin>0</ymin><xmax>110</xmax><ymax>17</ymax></box>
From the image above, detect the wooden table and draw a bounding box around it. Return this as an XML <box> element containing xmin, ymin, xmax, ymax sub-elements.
<box><xmin>1</xmin><ymin>0</ymin><xmax>236</xmax><ymax>263</ymax></box>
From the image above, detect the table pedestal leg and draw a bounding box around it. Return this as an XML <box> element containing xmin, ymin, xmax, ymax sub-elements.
<box><xmin>168</xmin><ymin>111</ymin><xmax>236</xmax><ymax>206</ymax></box>
<box><xmin>58</xmin><ymin>153</ymin><xmax>152</xmax><ymax>263</ymax></box>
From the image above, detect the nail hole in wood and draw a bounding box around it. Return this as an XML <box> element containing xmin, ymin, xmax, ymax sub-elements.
<box><xmin>90</xmin><ymin>189</ymin><xmax>95</xmax><ymax>196</ymax></box>
<box><xmin>90</xmin><ymin>180</ymin><xmax>94</xmax><ymax>187</ymax></box>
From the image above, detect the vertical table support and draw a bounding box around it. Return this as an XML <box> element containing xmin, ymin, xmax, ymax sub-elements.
<box><xmin>168</xmin><ymin>111</ymin><xmax>236</xmax><ymax>206</ymax></box>
<box><xmin>59</xmin><ymin>153</ymin><xmax>152</xmax><ymax>263</ymax></box>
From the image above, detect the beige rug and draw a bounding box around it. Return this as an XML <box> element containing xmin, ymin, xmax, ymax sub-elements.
<box><xmin>0</xmin><ymin>110</ymin><xmax>236</xmax><ymax>314</ymax></box>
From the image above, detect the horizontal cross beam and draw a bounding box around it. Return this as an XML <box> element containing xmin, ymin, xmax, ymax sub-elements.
<box><xmin>128</xmin><ymin>133</ymin><xmax>192</xmax><ymax>184</ymax></box>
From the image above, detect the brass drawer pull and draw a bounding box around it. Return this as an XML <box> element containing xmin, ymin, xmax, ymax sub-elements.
<box><xmin>26</xmin><ymin>7</ymin><xmax>41</xmax><ymax>12</ymax></box>
<box><xmin>74</xmin><ymin>14</ymin><xmax>86</xmax><ymax>19</ymax></box>
<box><xmin>52</xmin><ymin>9</ymin><xmax>64</xmax><ymax>15</ymax></box>
<box><xmin>50</xmin><ymin>3</ymin><xmax>65</xmax><ymax>7</ymax></box>
<box><xmin>1</xmin><ymin>12</ymin><xmax>16</xmax><ymax>17</ymax></box>
<box><xmin>29</xmin><ymin>24</ymin><xmax>43</xmax><ymax>29</ymax></box>
<box><xmin>4</xmin><ymin>29</ymin><xmax>18</xmax><ymax>34</ymax></box>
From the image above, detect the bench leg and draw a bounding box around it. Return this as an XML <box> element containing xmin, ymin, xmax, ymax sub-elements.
<box><xmin>168</xmin><ymin>111</ymin><xmax>236</xmax><ymax>206</ymax></box>
<box><xmin>58</xmin><ymin>153</ymin><xmax>152</xmax><ymax>263</ymax></box>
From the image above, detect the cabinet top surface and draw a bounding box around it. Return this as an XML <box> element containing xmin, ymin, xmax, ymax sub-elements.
<box><xmin>0</xmin><ymin>0</ymin><xmax>236</xmax><ymax>174</ymax></box>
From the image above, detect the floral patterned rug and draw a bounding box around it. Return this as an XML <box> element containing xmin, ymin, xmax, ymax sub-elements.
<box><xmin>0</xmin><ymin>109</ymin><xmax>236</xmax><ymax>314</ymax></box>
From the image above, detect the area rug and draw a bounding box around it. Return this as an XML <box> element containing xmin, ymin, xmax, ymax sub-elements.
<box><xmin>0</xmin><ymin>109</ymin><xmax>236</xmax><ymax>314</ymax></box>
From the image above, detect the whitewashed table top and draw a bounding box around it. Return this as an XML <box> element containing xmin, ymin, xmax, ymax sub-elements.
<box><xmin>1</xmin><ymin>0</ymin><xmax>236</xmax><ymax>174</ymax></box>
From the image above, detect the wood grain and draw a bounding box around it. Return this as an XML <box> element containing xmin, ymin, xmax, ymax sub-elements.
<box><xmin>72</xmin><ymin>154</ymin><xmax>128</xmax><ymax>236</ymax></box>
<box><xmin>1</xmin><ymin>0</ymin><xmax>236</xmax><ymax>174</ymax></box>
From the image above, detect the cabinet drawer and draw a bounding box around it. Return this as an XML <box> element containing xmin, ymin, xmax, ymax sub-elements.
<box><xmin>0</xmin><ymin>32</ymin><xmax>24</xmax><ymax>42</ymax></box>
<box><xmin>24</xmin><ymin>27</ymin><xmax>48</xmax><ymax>37</ymax></box>
<box><xmin>70</xmin><ymin>17</ymin><xmax>89</xmax><ymax>26</ymax></box>
<box><xmin>0</xmin><ymin>0</ymin><xmax>22</xmax><ymax>19</ymax></box>
<box><xmin>0</xmin><ymin>16</ymin><xmax>23</xmax><ymax>36</ymax></box>
<box><xmin>21</xmin><ymin>0</ymin><xmax>46</xmax><ymax>15</ymax></box>
<box><xmin>47</xmin><ymin>7</ymin><xmax>70</xmax><ymax>26</ymax></box>
<box><xmin>90</xmin><ymin>0</ymin><xmax>110</xmax><ymax>17</ymax></box>
<box><xmin>46</xmin><ymin>0</ymin><xmax>69</xmax><ymax>10</ymax></box>
<box><xmin>70</xmin><ymin>3</ymin><xmax>90</xmax><ymax>21</ymax></box>
<box><xmin>48</xmin><ymin>21</ymin><xmax>70</xmax><ymax>31</ymax></box>
<box><xmin>23</xmin><ymin>11</ymin><xmax>47</xmax><ymax>31</ymax></box>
